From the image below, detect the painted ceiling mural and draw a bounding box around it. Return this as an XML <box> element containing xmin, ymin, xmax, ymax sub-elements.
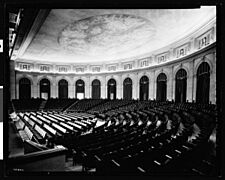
<box><xmin>58</xmin><ymin>14</ymin><xmax>156</xmax><ymax>56</ymax></box>
<box><xmin>20</xmin><ymin>7</ymin><xmax>216</xmax><ymax>63</ymax></box>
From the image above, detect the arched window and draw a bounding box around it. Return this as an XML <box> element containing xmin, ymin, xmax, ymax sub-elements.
<box><xmin>107</xmin><ymin>79</ymin><xmax>116</xmax><ymax>100</ymax></box>
<box><xmin>19</xmin><ymin>78</ymin><xmax>31</xmax><ymax>99</ymax></box>
<box><xmin>92</xmin><ymin>79</ymin><xmax>101</xmax><ymax>99</ymax></box>
<box><xmin>175</xmin><ymin>69</ymin><xmax>187</xmax><ymax>103</ymax></box>
<box><xmin>58</xmin><ymin>79</ymin><xmax>68</xmax><ymax>99</ymax></box>
<box><xmin>123</xmin><ymin>78</ymin><xmax>132</xmax><ymax>100</ymax></box>
<box><xmin>156</xmin><ymin>73</ymin><xmax>167</xmax><ymax>101</ymax></box>
<box><xmin>196</xmin><ymin>62</ymin><xmax>210</xmax><ymax>104</ymax></box>
<box><xmin>40</xmin><ymin>78</ymin><xmax>50</xmax><ymax>100</ymax></box>
<box><xmin>139</xmin><ymin>76</ymin><xmax>149</xmax><ymax>100</ymax></box>
<box><xmin>76</xmin><ymin>79</ymin><xmax>85</xmax><ymax>99</ymax></box>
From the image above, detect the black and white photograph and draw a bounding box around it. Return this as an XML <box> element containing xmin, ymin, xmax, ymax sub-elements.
<box><xmin>3</xmin><ymin>4</ymin><xmax>222</xmax><ymax>177</ymax></box>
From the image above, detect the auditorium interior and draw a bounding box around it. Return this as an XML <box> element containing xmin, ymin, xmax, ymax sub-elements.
<box><xmin>6</xmin><ymin>7</ymin><xmax>219</xmax><ymax>176</ymax></box>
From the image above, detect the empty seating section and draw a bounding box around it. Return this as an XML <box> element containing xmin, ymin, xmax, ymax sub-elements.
<box><xmin>67</xmin><ymin>99</ymin><xmax>106</xmax><ymax>112</ymax></box>
<box><xmin>88</xmin><ymin>99</ymin><xmax>134</xmax><ymax>114</ymax></box>
<box><xmin>9</xmin><ymin>99</ymin><xmax>217</xmax><ymax>175</ymax></box>
<box><xmin>43</xmin><ymin>124</ymin><xmax>57</xmax><ymax>136</ymax></box>
<box><xmin>12</xmin><ymin>99</ymin><xmax>43</xmax><ymax>112</ymax></box>
<box><xmin>34</xmin><ymin>125</ymin><xmax>46</xmax><ymax>139</ymax></box>
<box><xmin>44</xmin><ymin>98</ymin><xmax>77</xmax><ymax>111</ymax></box>
<box><xmin>12</xmin><ymin>98</ymin><xmax>78</xmax><ymax>112</ymax></box>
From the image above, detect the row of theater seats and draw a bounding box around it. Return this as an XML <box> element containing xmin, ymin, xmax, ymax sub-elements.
<box><xmin>104</xmin><ymin>101</ymin><xmax>169</xmax><ymax>117</ymax></box>
<box><xmin>12</xmin><ymin>98</ymin><xmax>134</xmax><ymax>113</ymax></box>
<box><xmin>10</xmin><ymin>99</ymin><xmax>217</xmax><ymax>175</ymax></box>
<box><xmin>87</xmin><ymin>99</ymin><xmax>134</xmax><ymax>114</ymax></box>
<box><xmin>71</xmin><ymin>105</ymin><xmax>183</xmax><ymax>173</ymax></box>
<box><xmin>66</xmin><ymin>99</ymin><xmax>106</xmax><ymax>112</ymax></box>
<box><xmin>12</xmin><ymin>99</ymin><xmax>43</xmax><ymax>112</ymax></box>
<box><xmin>12</xmin><ymin>98</ymin><xmax>79</xmax><ymax>112</ymax></box>
<box><xmin>11</xmin><ymin>98</ymin><xmax>217</xmax><ymax>116</ymax></box>
<box><xmin>44</xmin><ymin>98</ymin><xmax>78</xmax><ymax>111</ymax></box>
<box><xmin>11</xmin><ymin>111</ymin><xmax>98</xmax><ymax>149</ymax></box>
<box><xmin>68</xmin><ymin>102</ymin><xmax>216</xmax><ymax>175</ymax></box>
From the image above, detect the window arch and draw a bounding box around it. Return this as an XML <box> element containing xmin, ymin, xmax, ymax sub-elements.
<box><xmin>156</xmin><ymin>73</ymin><xmax>167</xmax><ymax>101</ymax></box>
<box><xmin>76</xmin><ymin>79</ymin><xmax>85</xmax><ymax>99</ymax></box>
<box><xmin>196</xmin><ymin>62</ymin><xmax>210</xmax><ymax>103</ymax></box>
<box><xmin>139</xmin><ymin>76</ymin><xmax>149</xmax><ymax>100</ymax></box>
<box><xmin>175</xmin><ymin>69</ymin><xmax>187</xmax><ymax>103</ymax></box>
<box><xmin>92</xmin><ymin>79</ymin><xmax>101</xmax><ymax>99</ymax></box>
<box><xmin>58</xmin><ymin>79</ymin><xmax>68</xmax><ymax>99</ymax></box>
<box><xmin>123</xmin><ymin>77</ymin><xmax>132</xmax><ymax>100</ymax></box>
<box><xmin>40</xmin><ymin>78</ymin><xmax>51</xmax><ymax>99</ymax></box>
<box><xmin>19</xmin><ymin>78</ymin><xmax>31</xmax><ymax>99</ymax></box>
<box><xmin>107</xmin><ymin>78</ymin><xmax>116</xmax><ymax>100</ymax></box>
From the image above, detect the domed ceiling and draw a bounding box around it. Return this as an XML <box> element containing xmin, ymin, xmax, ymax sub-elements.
<box><xmin>58</xmin><ymin>14</ymin><xmax>156</xmax><ymax>56</ymax></box>
<box><xmin>18</xmin><ymin>7</ymin><xmax>216</xmax><ymax>63</ymax></box>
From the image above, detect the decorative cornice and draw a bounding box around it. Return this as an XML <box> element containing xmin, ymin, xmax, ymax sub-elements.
<box><xmin>15</xmin><ymin>42</ymin><xmax>216</xmax><ymax>76</ymax></box>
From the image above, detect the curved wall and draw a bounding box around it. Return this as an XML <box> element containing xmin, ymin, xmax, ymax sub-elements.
<box><xmin>11</xmin><ymin>18</ymin><xmax>216</xmax><ymax>104</ymax></box>
<box><xmin>12</xmin><ymin>44</ymin><xmax>216</xmax><ymax>104</ymax></box>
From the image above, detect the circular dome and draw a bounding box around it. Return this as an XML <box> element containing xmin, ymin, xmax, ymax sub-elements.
<box><xmin>16</xmin><ymin>8</ymin><xmax>216</xmax><ymax>64</ymax></box>
<box><xmin>58</xmin><ymin>14</ymin><xmax>156</xmax><ymax>56</ymax></box>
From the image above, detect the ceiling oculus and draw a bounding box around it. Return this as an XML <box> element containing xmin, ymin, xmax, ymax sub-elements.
<box><xmin>58</xmin><ymin>14</ymin><xmax>156</xmax><ymax>57</ymax></box>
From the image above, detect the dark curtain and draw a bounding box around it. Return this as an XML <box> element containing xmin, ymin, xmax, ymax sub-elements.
<box><xmin>108</xmin><ymin>79</ymin><xmax>116</xmax><ymax>100</ymax></box>
<box><xmin>40</xmin><ymin>78</ymin><xmax>51</xmax><ymax>99</ymax></box>
<box><xmin>19</xmin><ymin>78</ymin><xmax>31</xmax><ymax>99</ymax></box>
<box><xmin>92</xmin><ymin>80</ymin><xmax>101</xmax><ymax>99</ymax></box>
<box><xmin>140</xmin><ymin>76</ymin><xmax>149</xmax><ymax>101</ymax></box>
<box><xmin>58</xmin><ymin>79</ymin><xmax>68</xmax><ymax>99</ymax></box>
<box><xmin>156</xmin><ymin>73</ymin><xmax>167</xmax><ymax>101</ymax></box>
<box><xmin>175</xmin><ymin>69</ymin><xmax>187</xmax><ymax>103</ymax></box>
<box><xmin>175</xmin><ymin>79</ymin><xmax>187</xmax><ymax>103</ymax></box>
<box><xmin>123</xmin><ymin>78</ymin><xmax>132</xmax><ymax>100</ymax></box>
<box><xmin>76</xmin><ymin>79</ymin><xmax>85</xmax><ymax>93</ymax></box>
<box><xmin>196</xmin><ymin>74</ymin><xmax>210</xmax><ymax>104</ymax></box>
<box><xmin>157</xmin><ymin>81</ymin><xmax>167</xmax><ymax>101</ymax></box>
<box><xmin>196</xmin><ymin>62</ymin><xmax>210</xmax><ymax>104</ymax></box>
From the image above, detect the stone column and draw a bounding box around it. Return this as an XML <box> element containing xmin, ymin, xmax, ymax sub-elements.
<box><xmin>36</xmin><ymin>76</ymin><xmax>40</xmax><ymax>98</ymax></box>
<box><xmin>210</xmin><ymin>70</ymin><xmax>216</xmax><ymax>104</ymax></box>
<box><xmin>167</xmin><ymin>67</ymin><xmax>173</xmax><ymax>101</ymax></box>
<box><xmin>149</xmin><ymin>71</ymin><xmax>154</xmax><ymax>100</ymax></box>
<box><xmin>121</xmin><ymin>77</ymin><xmax>124</xmax><ymax>99</ymax></box>
<box><xmin>85</xmin><ymin>77</ymin><xmax>90</xmax><ymax>98</ymax></box>
<box><xmin>51</xmin><ymin>83</ymin><xmax>57</xmax><ymax>98</ymax></box>
<box><xmin>32</xmin><ymin>74</ymin><xmax>38</xmax><ymax>98</ymax></box>
<box><xmin>170</xmin><ymin>67</ymin><xmax>174</xmax><ymax>101</ymax></box>
<box><xmin>187</xmin><ymin>60</ymin><xmax>194</xmax><ymax>102</ymax></box>
<box><xmin>117</xmin><ymin>74</ymin><xmax>122</xmax><ymax>99</ymax></box>
<box><xmin>68</xmin><ymin>84</ymin><xmax>74</xmax><ymax>98</ymax></box>
<box><xmin>101</xmin><ymin>76</ymin><xmax>106</xmax><ymax>99</ymax></box>
<box><xmin>51</xmin><ymin>76</ymin><xmax>57</xmax><ymax>98</ymax></box>
<box><xmin>90</xmin><ymin>81</ymin><xmax>92</xmax><ymax>99</ymax></box>
<box><xmin>172</xmin><ymin>77</ymin><xmax>176</xmax><ymax>101</ymax></box>
<box><xmin>133</xmin><ymin>73</ymin><xmax>138</xmax><ymax>99</ymax></box>
<box><xmin>209</xmin><ymin>52</ymin><xmax>216</xmax><ymax>104</ymax></box>
<box><xmin>136</xmin><ymin>73</ymin><xmax>139</xmax><ymax>100</ymax></box>
<box><xmin>153</xmin><ymin>71</ymin><xmax>157</xmax><ymax>100</ymax></box>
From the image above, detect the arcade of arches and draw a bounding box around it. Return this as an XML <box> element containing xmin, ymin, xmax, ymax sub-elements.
<box><xmin>14</xmin><ymin>49</ymin><xmax>216</xmax><ymax>104</ymax></box>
